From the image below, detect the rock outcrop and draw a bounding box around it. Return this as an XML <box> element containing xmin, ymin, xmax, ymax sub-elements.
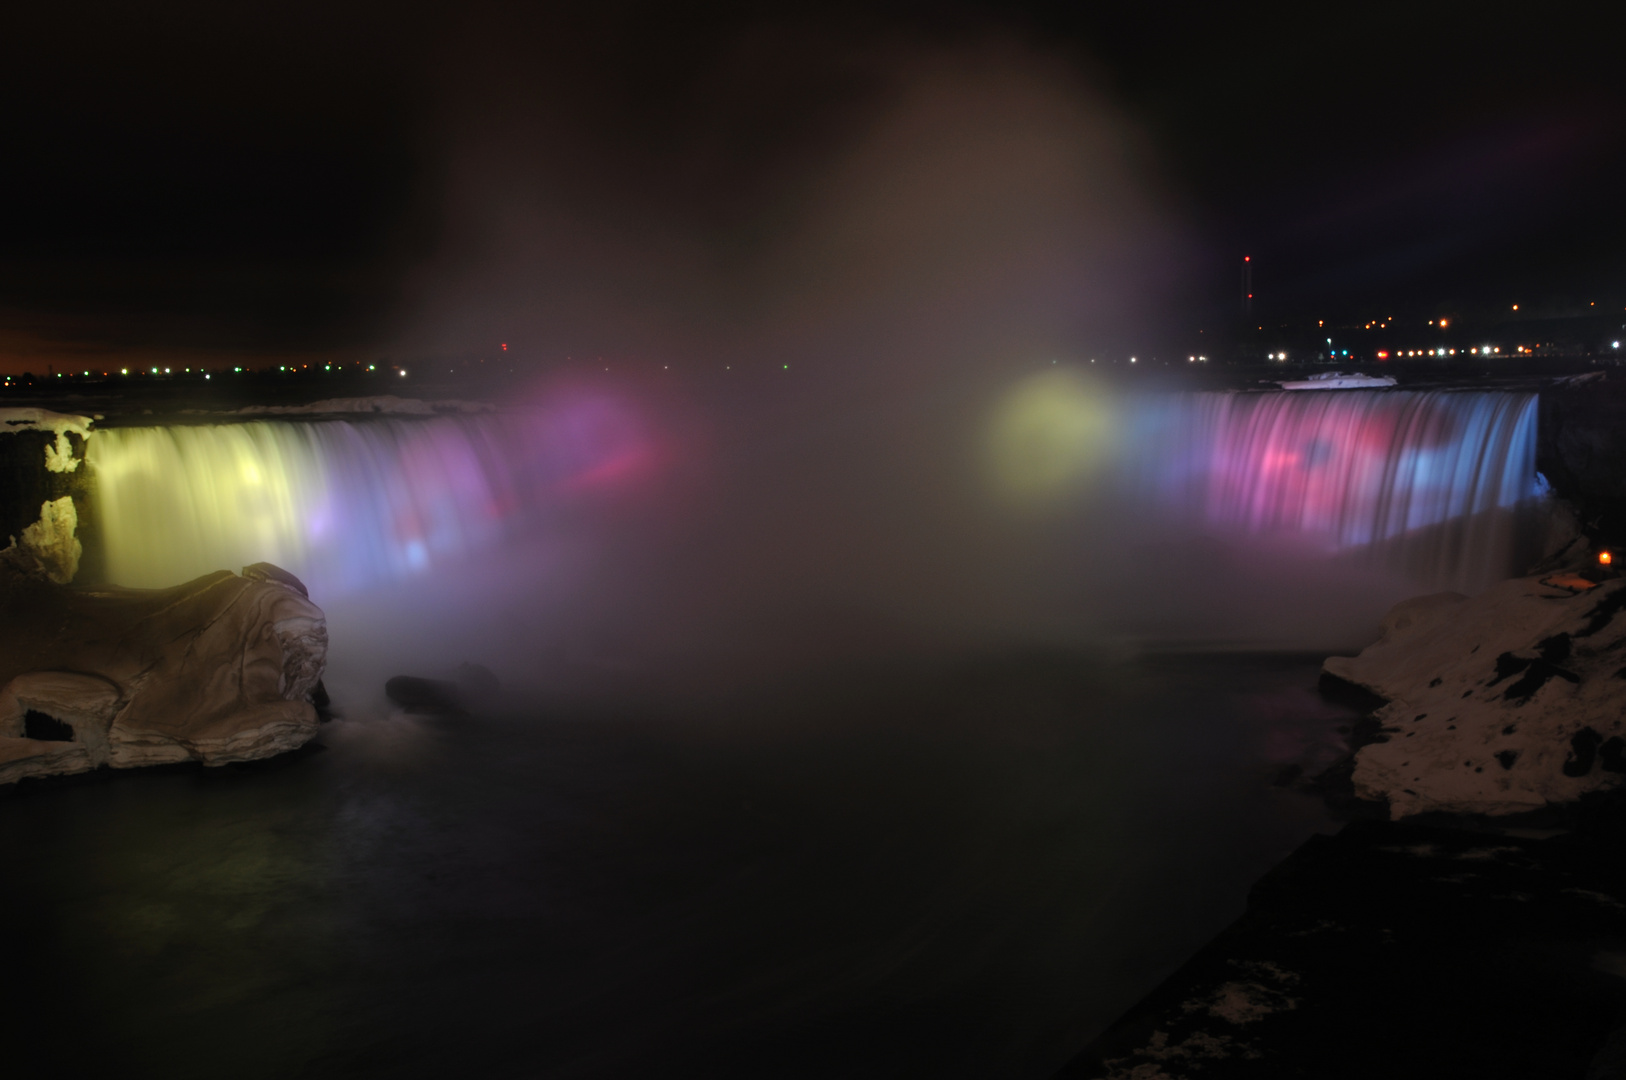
<box><xmin>0</xmin><ymin>563</ymin><xmax>327</xmax><ymax>784</ymax></box>
<box><xmin>1323</xmin><ymin>573</ymin><xmax>1626</xmax><ymax>817</ymax></box>
<box><xmin>2</xmin><ymin>407</ymin><xmax>95</xmax><ymax>583</ymax></box>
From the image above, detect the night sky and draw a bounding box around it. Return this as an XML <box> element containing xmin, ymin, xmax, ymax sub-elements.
<box><xmin>2</xmin><ymin>1</ymin><xmax>1622</xmax><ymax>374</ymax></box>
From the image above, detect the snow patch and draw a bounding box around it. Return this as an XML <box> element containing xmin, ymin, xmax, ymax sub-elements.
<box><xmin>1180</xmin><ymin>961</ymin><xmax>1301</xmax><ymax>1025</ymax></box>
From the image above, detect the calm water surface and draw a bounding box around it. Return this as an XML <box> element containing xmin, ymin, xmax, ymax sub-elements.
<box><xmin>1</xmin><ymin>652</ymin><xmax>1360</xmax><ymax>1079</ymax></box>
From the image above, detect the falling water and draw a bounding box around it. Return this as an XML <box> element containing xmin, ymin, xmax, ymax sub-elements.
<box><xmin>87</xmin><ymin>396</ymin><xmax>662</xmax><ymax>600</ymax></box>
<box><xmin>1124</xmin><ymin>389</ymin><xmax>1541</xmax><ymax>592</ymax></box>
<box><xmin>84</xmin><ymin>388</ymin><xmax>1541</xmax><ymax>651</ymax></box>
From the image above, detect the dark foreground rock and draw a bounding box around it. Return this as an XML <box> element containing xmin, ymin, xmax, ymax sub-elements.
<box><xmin>384</xmin><ymin>663</ymin><xmax>500</xmax><ymax>715</ymax></box>
<box><xmin>0</xmin><ymin>564</ymin><xmax>327</xmax><ymax>783</ymax></box>
<box><xmin>1057</xmin><ymin>820</ymin><xmax>1626</xmax><ymax>1079</ymax></box>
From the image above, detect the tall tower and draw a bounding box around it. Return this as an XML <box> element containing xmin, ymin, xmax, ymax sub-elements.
<box><xmin>1241</xmin><ymin>255</ymin><xmax>1253</xmax><ymax>321</ymax></box>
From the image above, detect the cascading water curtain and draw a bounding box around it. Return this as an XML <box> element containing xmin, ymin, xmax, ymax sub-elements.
<box><xmin>87</xmin><ymin>395</ymin><xmax>662</xmax><ymax>595</ymax></box>
<box><xmin>1125</xmin><ymin>390</ymin><xmax>1539</xmax><ymax>592</ymax></box>
<box><xmin>88</xmin><ymin>418</ymin><xmax>520</xmax><ymax>595</ymax></box>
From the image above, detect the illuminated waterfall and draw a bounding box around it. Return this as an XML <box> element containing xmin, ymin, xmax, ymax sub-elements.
<box><xmin>89</xmin><ymin>419</ymin><xmax>515</xmax><ymax>594</ymax></box>
<box><xmin>1126</xmin><ymin>390</ymin><xmax>1540</xmax><ymax>590</ymax></box>
<box><xmin>88</xmin><ymin>396</ymin><xmax>659</xmax><ymax>596</ymax></box>
<box><xmin>87</xmin><ymin>388</ymin><xmax>1540</xmax><ymax>607</ymax></box>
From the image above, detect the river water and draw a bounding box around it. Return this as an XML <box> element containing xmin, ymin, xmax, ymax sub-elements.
<box><xmin>1</xmin><ymin>651</ymin><xmax>1357</xmax><ymax>1079</ymax></box>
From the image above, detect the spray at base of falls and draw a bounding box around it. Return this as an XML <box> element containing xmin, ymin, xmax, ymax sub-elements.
<box><xmin>82</xmin><ymin>389</ymin><xmax>1544</xmax><ymax>660</ymax></box>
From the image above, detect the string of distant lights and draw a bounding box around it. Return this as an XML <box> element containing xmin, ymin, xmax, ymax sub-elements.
<box><xmin>4</xmin><ymin>325</ymin><xmax>1622</xmax><ymax>388</ymax></box>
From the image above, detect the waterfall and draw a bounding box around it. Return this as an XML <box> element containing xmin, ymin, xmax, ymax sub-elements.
<box><xmin>87</xmin><ymin>395</ymin><xmax>660</xmax><ymax>598</ymax></box>
<box><xmin>84</xmin><ymin>389</ymin><xmax>1541</xmax><ymax>635</ymax></box>
<box><xmin>1124</xmin><ymin>390</ymin><xmax>1540</xmax><ymax>591</ymax></box>
<box><xmin>87</xmin><ymin>418</ymin><xmax>513</xmax><ymax>595</ymax></box>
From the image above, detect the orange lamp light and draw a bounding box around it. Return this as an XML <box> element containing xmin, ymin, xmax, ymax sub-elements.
<box><xmin>1601</xmin><ymin>551</ymin><xmax>1614</xmax><ymax>567</ymax></box>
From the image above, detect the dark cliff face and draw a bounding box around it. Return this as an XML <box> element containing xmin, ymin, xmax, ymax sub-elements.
<box><xmin>1539</xmin><ymin>382</ymin><xmax>1626</xmax><ymax>546</ymax></box>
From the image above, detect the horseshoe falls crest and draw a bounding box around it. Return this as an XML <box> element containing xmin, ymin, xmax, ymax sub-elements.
<box><xmin>83</xmin><ymin>388</ymin><xmax>1543</xmax><ymax>655</ymax></box>
<box><xmin>1123</xmin><ymin>390</ymin><xmax>1540</xmax><ymax>593</ymax></box>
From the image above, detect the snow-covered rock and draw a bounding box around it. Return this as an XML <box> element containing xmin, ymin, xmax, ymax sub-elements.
<box><xmin>0</xmin><ymin>407</ymin><xmax>93</xmax><ymax>472</ymax></box>
<box><xmin>0</xmin><ymin>563</ymin><xmax>328</xmax><ymax>784</ymax></box>
<box><xmin>1</xmin><ymin>496</ymin><xmax>82</xmax><ymax>584</ymax></box>
<box><xmin>2</xmin><ymin>410</ymin><xmax>92</xmax><ymax>584</ymax></box>
<box><xmin>1323</xmin><ymin>574</ymin><xmax>1626</xmax><ymax>817</ymax></box>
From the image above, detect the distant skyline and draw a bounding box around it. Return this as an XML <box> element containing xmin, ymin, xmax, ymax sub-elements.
<box><xmin>2</xmin><ymin>1</ymin><xmax>1622</xmax><ymax>374</ymax></box>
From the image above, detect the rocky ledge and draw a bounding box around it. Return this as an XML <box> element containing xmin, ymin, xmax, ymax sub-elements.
<box><xmin>0</xmin><ymin>561</ymin><xmax>327</xmax><ymax>784</ymax></box>
<box><xmin>1322</xmin><ymin>571</ymin><xmax>1626</xmax><ymax>818</ymax></box>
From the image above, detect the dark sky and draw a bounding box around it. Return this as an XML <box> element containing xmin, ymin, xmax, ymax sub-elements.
<box><xmin>2</xmin><ymin>1</ymin><xmax>1622</xmax><ymax>372</ymax></box>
